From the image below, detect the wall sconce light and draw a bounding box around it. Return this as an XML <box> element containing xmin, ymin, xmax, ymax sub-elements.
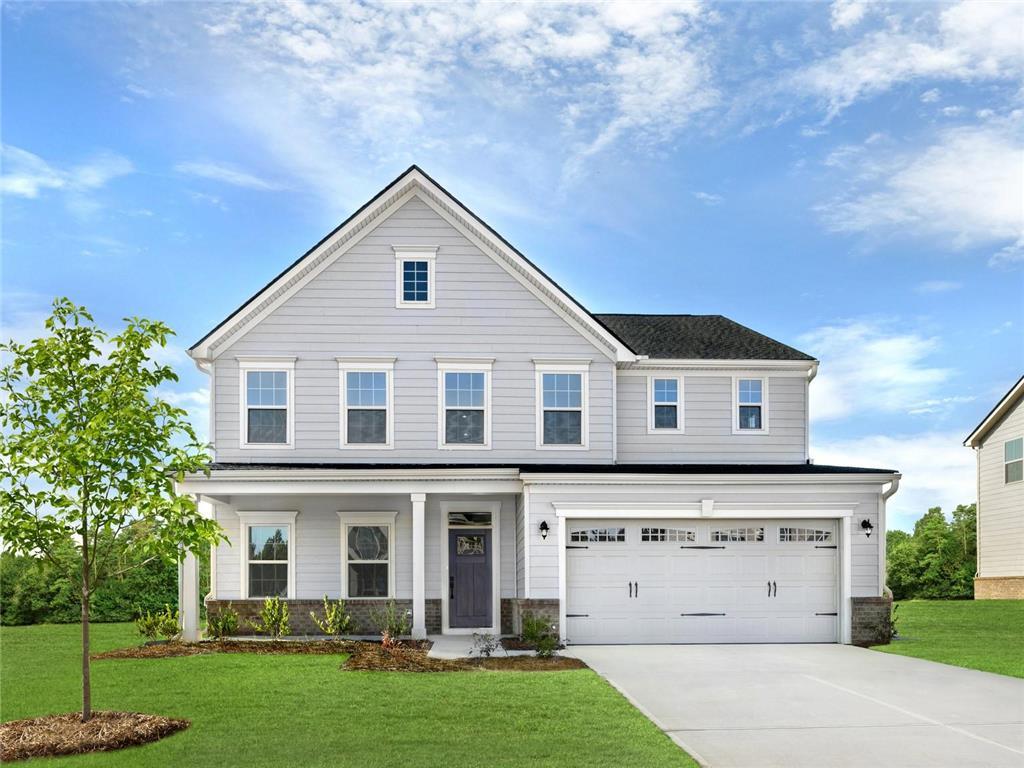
<box><xmin>861</xmin><ymin>519</ymin><xmax>874</xmax><ymax>538</ymax></box>
<box><xmin>539</xmin><ymin>520</ymin><xmax>550</xmax><ymax>540</ymax></box>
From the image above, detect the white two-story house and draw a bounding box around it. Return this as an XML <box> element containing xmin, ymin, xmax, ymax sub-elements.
<box><xmin>177</xmin><ymin>166</ymin><xmax>900</xmax><ymax>646</ymax></box>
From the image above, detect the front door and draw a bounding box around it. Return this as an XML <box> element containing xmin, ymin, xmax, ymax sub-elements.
<box><xmin>449</xmin><ymin>529</ymin><xmax>492</xmax><ymax>628</ymax></box>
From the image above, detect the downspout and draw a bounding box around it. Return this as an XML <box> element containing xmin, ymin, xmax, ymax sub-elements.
<box><xmin>974</xmin><ymin>446</ymin><xmax>982</xmax><ymax>578</ymax></box>
<box><xmin>805</xmin><ymin>362</ymin><xmax>818</xmax><ymax>463</ymax></box>
<box><xmin>193</xmin><ymin>357</ymin><xmax>215</xmax><ymax>461</ymax></box>
<box><xmin>879</xmin><ymin>474</ymin><xmax>901</xmax><ymax>597</ymax></box>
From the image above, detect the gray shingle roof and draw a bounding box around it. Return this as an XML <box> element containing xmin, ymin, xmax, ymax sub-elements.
<box><xmin>594</xmin><ymin>314</ymin><xmax>816</xmax><ymax>361</ymax></box>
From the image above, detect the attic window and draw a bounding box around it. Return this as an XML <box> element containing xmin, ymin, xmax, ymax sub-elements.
<box><xmin>394</xmin><ymin>246</ymin><xmax>437</xmax><ymax>308</ymax></box>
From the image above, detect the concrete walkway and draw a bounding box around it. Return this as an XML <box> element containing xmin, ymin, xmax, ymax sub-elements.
<box><xmin>568</xmin><ymin>644</ymin><xmax>1024</xmax><ymax>768</ymax></box>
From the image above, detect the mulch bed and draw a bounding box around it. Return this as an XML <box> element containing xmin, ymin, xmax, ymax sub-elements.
<box><xmin>471</xmin><ymin>656</ymin><xmax>586</xmax><ymax>671</ymax></box>
<box><xmin>0</xmin><ymin>711</ymin><xmax>189</xmax><ymax>762</ymax></box>
<box><xmin>94</xmin><ymin>638</ymin><xmax>434</xmax><ymax>660</ymax></box>
<box><xmin>500</xmin><ymin>638</ymin><xmax>566</xmax><ymax>652</ymax></box>
<box><xmin>342</xmin><ymin>645</ymin><xmax>469</xmax><ymax>672</ymax></box>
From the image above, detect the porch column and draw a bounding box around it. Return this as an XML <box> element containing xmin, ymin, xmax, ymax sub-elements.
<box><xmin>179</xmin><ymin>549</ymin><xmax>200</xmax><ymax>642</ymax></box>
<box><xmin>411</xmin><ymin>493</ymin><xmax>427</xmax><ymax>639</ymax></box>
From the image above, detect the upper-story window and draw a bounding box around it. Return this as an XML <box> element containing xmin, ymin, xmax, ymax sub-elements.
<box><xmin>734</xmin><ymin>377</ymin><xmax>768</xmax><ymax>434</ymax></box>
<box><xmin>535</xmin><ymin>360</ymin><xmax>589</xmax><ymax>448</ymax></box>
<box><xmin>648</xmin><ymin>376</ymin><xmax>683</xmax><ymax>433</ymax></box>
<box><xmin>394</xmin><ymin>246</ymin><xmax>437</xmax><ymax>308</ymax></box>
<box><xmin>239</xmin><ymin>357</ymin><xmax>295</xmax><ymax>449</ymax></box>
<box><xmin>1005</xmin><ymin>437</ymin><xmax>1023</xmax><ymax>484</ymax></box>
<box><xmin>338</xmin><ymin>357</ymin><xmax>395</xmax><ymax>449</ymax></box>
<box><xmin>436</xmin><ymin>357</ymin><xmax>494</xmax><ymax>448</ymax></box>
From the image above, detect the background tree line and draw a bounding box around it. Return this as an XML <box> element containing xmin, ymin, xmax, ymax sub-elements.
<box><xmin>887</xmin><ymin>504</ymin><xmax>976</xmax><ymax>600</ymax></box>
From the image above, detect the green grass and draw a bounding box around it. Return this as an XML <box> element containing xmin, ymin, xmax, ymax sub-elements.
<box><xmin>1</xmin><ymin>624</ymin><xmax>695</xmax><ymax>767</ymax></box>
<box><xmin>872</xmin><ymin>599</ymin><xmax>1024</xmax><ymax>678</ymax></box>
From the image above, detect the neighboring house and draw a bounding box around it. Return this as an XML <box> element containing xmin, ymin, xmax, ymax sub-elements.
<box><xmin>964</xmin><ymin>376</ymin><xmax>1024</xmax><ymax>599</ymax></box>
<box><xmin>177</xmin><ymin>166</ymin><xmax>900</xmax><ymax>647</ymax></box>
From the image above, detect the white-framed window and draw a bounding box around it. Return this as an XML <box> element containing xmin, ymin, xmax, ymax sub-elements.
<box><xmin>338</xmin><ymin>358</ymin><xmax>395</xmax><ymax>449</ymax></box>
<box><xmin>641</xmin><ymin>527</ymin><xmax>695</xmax><ymax>542</ymax></box>
<box><xmin>436</xmin><ymin>358</ymin><xmax>493</xmax><ymax>449</ymax></box>
<box><xmin>711</xmin><ymin>526</ymin><xmax>765</xmax><ymax>542</ymax></box>
<box><xmin>570</xmin><ymin>527</ymin><xmax>625</xmax><ymax>543</ymax></box>
<box><xmin>648</xmin><ymin>376</ymin><xmax>683</xmax><ymax>433</ymax></box>
<box><xmin>1005</xmin><ymin>437</ymin><xmax>1023</xmax><ymax>484</ymax></box>
<box><xmin>779</xmin><ymin>527</ymin><xmax>833</xmax><ymax>543</ymax></box>
<box><xmin>238</xmin><ymin>357</ymin><xmax>295</xmax><ymax>449</ymax></box>
<box><xmin>733</xmin><ymin>376</ymin><xmax>768</xmax><ymax>434</ymax></box>
<box><xmin>339</xmin><ymin>512</ymin><xmax>396</xmax><ymax>599</ymax></box>
<box><xmin>238</xmin><ymin>511</ymin><xmax>297</xmax><ymax>599</ymax></box>
<box><xmin>394</xmin><ymin>246</ymin><xmax>437</xmax><ymax>308</ymax></box>
<box><xmin>534</xmin><ymin>360</ymin><xmax>590</xmax><ymax>449</ymax></box>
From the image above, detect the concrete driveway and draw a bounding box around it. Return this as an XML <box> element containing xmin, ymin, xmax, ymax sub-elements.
<box><xmin>568</xmin><ymin>644</ymin><xmax>1024</xmax><ymax>768</ymax></box>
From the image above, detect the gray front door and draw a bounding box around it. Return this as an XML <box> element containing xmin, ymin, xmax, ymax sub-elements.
<box><xmin>449</xmin><ymin>529</ymin><xmax>492</xmax><ymax>628</ymax></box>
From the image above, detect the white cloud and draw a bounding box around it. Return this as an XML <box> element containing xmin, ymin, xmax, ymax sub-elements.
<box><xmin>692</xmin><ymin>191</ymin><xmax>723</xmax><ymax>205</ymax></box>
<box><xmin>940</xmin><ymin>105</ymin><xmax>965</xmax><ymax>116</ymax></box>
<box><xmin>817</xmin><ymin>119</ymin><xmax>1024</xmax><ymax>258</ymax></box>
<box><xmin>0</xmin><ymin>145</ymin><xmax>133</xmax><ymax>199</ymax></box>
<box><xmin>799</xmin><ymin>320</ymin><xmax>952</xmax><ymax>422</ymax></box>
<box><xmin>813</xmin><ymin>431</ymin><xmax>975</xmax><ymax>530</ymax></box>
<box><xmin>919</xmin><ymin>88</ymin><xmax>941</xmax><ymax>103</ymax></box>
<box><xmin>175</xmin><ymin>160</ymin><xmax>280</xmax><ymax>190</ymax></box>
<box><xmin>830</xmin><ymin>0</ymin><xmax>867</xmax><ymax>31</ymax></box>
<box><xmin>794</xmin><ymin>1</ymin><xmax>1024</xmax><ymax>119</ymax></box>
<box><xmin>915</xmin><ymin>280</ymin><xmax>962</xmax><ymax>294</ymax></box>
<box><xmin>989</xmin><ymin>238</ymin><xmax>1024</xmax><ymax>268</ymax></box>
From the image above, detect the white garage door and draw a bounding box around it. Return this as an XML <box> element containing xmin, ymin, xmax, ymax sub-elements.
<box><xmin>565</xmin><ymin>519</ymin><xmax>838</xmax><ymax>644</ymax></box>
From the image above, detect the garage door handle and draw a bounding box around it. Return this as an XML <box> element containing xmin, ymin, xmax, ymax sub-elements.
<box><xmin>772</xmin><ymin>580</ymin><xmax>777</xmax><ymax>597</ymax></box>
<box><xmin>628</xmin><ymin>581</ymin><xmax>633</xmax><ymax>598</ymax></box>
<box><xmin>681</xmin><ymin>612</ymin><xmax>726</xmax><ymax>617</ymax></box>
<box><xmin>767</xmin><ymin>580</ymin><xmax>771</xmax><ymax>596</ymax></box>
<box><xmin>635</xmin><ymin>581</ymin><xmax>639</xmax><ymax>598</ymax></box>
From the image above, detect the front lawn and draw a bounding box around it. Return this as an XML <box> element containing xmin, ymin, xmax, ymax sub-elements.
<box><xmin>872</xmin><ymin>599</ymin><xmax>1024</xmax><ymax>678</ymax></box>
<box><xmin>0</xmin><ymin>624</ymin><xmax>696</xmax><ymax>767</ymax></box>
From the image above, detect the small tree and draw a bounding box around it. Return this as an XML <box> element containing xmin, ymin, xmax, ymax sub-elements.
<box><xmin>0</xmin><ymin>298</ymin><xmax>223</xmax><ymax>721</ymax></box>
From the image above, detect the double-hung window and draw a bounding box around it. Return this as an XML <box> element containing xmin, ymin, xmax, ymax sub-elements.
<box><xmin>437</xmin><ymin>358</ymin><xmax>492</xmax><ymax>448</ymax></box>
<box><xmin>535</xmin><ymin>360</ymin><xmax>589</xmax><ymax>448</ymax></box>
<box><xmin>239</xmin><ymin>511</ymin><xmax>296</xmax><ymax>599</ymax></box>
<box><xmin>340</xmin><ymin>514</ymin><xmax>396</xmax><ymax>599</ymax></box>
<box><xmin>1005</xmin><ymin>437</ymin><xmax>1023</xmax><ymax>484</ymax></box>
<box><xmin>649</xmin><ymin>376</ymin><xmax>683</xmax><ymax>432</ymax></box>
<box><xmin>339</xmin><ymin>358</ymin><xmax>395</xmax><ymax>448</ymax></box>
<box><xmin>239</xmin><ymin>357</ymin><xmax>295</xmax><ymax>448</ymax></box>
<box><xmin>394</xmin><ymin>246</ymin><xmax>437</xmax><ymax>308</ymax></box>
<box><xmin>734</xmin><ymin>377</ymin><xmax>768</xmax><ymax>433</ymax></box>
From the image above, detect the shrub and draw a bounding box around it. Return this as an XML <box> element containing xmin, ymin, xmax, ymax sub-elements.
<box><xmin>471</xmin><ymin>632</ymin><xmax>500</xmax><ymax>658</ymax></box>
<box><xmin>369</xmin><ymin>600</ymin><xmax>410</xmax><ymax>638</ymax></box>
<box><xmin>136</xmin><ymin>605</ymin><xmax>180</xmax><ymax>642</ymax></box>
<box><xmin>890</xmin><ymin>603</ymin><xmax>900</xmax><ymax>640</ymax></box>
<box><xmin>247</xmin><ymin>597</ymin><xmax>290</xmax><ymax>638</ymax></box>
<box><xmin>206</xmin><ymin>604</ymin><xmax>239</xmax><ymax>639</ymax></box>
<box><xmin>535</xmin><ymin>633</ymin><xmax>558</xmax><ymax>658</ymax></box>
<box><xmin>310</xmin><ymin>595</ymin><xmax>351</xmax><ymax>638</ymax></box>
<box><xmin>520</xmin><ymin>611</ymin><xmax>558</xmax><ymax>657</ymax></box>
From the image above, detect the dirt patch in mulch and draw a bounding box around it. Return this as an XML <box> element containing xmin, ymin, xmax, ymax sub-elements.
<box><xmin>342</xmin><ymin>645</ymin><xmax>469</xmax><ymax>672</ymax></box>
<box><xmin>0</xmin><ymin>711</ymin><xmax>189</xmax><ymax>762</ymax></box>
<box><xmin>471</xmin><ymin>655</ymin><xmax>587</xmax><ymax>671</ymax></box>
<box><xmin>93</xmin><ymin>643</ymin><xmax>213</xmax><ymax>660</ymax></box>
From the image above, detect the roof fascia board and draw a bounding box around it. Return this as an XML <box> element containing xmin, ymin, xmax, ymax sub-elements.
<box><xmin>965</xmin><ymin>376</ymin><xmax>1024</xmax><ymax>447</ymax></box>
<box><xmin>520</xmin><ymin>472</ymin><xmax>899</xmax><ymax>486</ymax></box>
<box><xmin>619</xmin><ymin>359</ymin><xmax>817</xmax><ymax>372</ymax></box>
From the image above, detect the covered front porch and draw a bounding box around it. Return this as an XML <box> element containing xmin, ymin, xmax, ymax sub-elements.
<box><xmin>176</xmin><ymin>467</ymin><xmax>537</xmax><ymax>641</ymax></box>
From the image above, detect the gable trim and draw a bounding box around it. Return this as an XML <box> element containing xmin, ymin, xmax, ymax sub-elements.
<box><xmin>965</xmin><ymin>375</ymin><xmax>1024</xmax><ymax>447</ymax></box>
<box><xmin>189</xmin><ymin>165</ymin><xmax>636</xmax><ymax>362</ymax></box>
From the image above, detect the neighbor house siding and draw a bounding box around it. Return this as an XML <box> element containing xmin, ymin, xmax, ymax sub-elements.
<box><xmin>977</xmin><ymin>400</ymin><xmax>1024</xmax><ymax>578</ymax></box>
<box><xmin>212</xmin><ymin>196</ymin><xmax>614</xmax><ymax>464</ymax></box>
<box><xmin>615</xmin><ymin>372</ymin><xmax>808</xmax><ymax>463</ymax></box>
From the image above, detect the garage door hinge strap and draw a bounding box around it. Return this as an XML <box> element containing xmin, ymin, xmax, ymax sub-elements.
<box><xmin>679</xmin><ymin>545</ymin><xmax>727</xmax><ymax>549</ymax></box>
<box><xmin>565</xmin><ymin>545</ymin><xmax>589</xmax><ymax>549</ymax></box>
<box><xmin>815</xmin><ymin>612</ymin><xmax>838</xmax><ymax>616</ymax></box>
<box><xmin>566</xmin><ymin>614</ymin><xmax>589</xmax><ymax>618</ymax></box>
<box><xmin>815</xmin><ymin>545</ymin><xmax>838</xmax><ymax>549</ymax></box>
<box><xmin>680</xmin><ymin>612</ymin><xmax>727</xmax><ymax>616</ymax></box>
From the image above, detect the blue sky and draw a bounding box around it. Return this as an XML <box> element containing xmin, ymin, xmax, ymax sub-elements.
<box><xmin>2</xmin><ymin>1</ymin><xmax>1022</xmax><ymax>530</ymax></box>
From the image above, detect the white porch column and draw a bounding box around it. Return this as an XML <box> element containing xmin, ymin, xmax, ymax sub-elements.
<box><xmin>411</xmin><ymin>493</ymin><xmax>427</xmax><ymax>639</ymax></box>
<box><xmin>179</xmin><ymin>549</ymin><xmax>200</xmax><ymax>642</ymax></box>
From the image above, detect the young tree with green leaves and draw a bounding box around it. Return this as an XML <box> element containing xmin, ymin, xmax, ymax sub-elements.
<box><xmin>0</xmin><ymin>298</ymin><xmax>223</xmax><ymax>722</ymax></box>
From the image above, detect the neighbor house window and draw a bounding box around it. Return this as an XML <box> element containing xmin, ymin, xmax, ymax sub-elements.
<box><xmin>1006</xmin><ymin>437</ymin><xmax>1023</xmax><ymax>484</ymax></box>
<box><xmin>439</xmin><ymin>365</ymin><xmax>491</xmax><ymax>447</ymax></box>
<box><xmin>239</xmin><ymin>358</ymin><xmax>295</xmax><ymax>448</ymax></box>
<box><xmin>649</xmin><ymin>377</ymin><xmax>682</xmax><ymax>432</ymax></box>
<box><xmin>394</xmin><ymin>246</ymin><xmax>437</xmax><ymax>308</ymax></box>
<box><xmin>338</xmin><ymin>358</ymin><xmax>395</xmax><ymax>448</ymax></box>
<box><xmin>345</xmin><ymin>524</ymin><xmax>392</xmax><ymax>598</ymax></box>
<box><xmin>735</xmin><ymin>377</ymin><xmax>767</xmax><ymax>432</ymax></box>
<box><xmin>238</xmin><ymin>511</ymin><xmax>296</xmax><ymax>599</ymax></box>
<box><xmin>535</xmin><ymin>361</ymin><xmax>589</xmax><ymax>448</ymax></box>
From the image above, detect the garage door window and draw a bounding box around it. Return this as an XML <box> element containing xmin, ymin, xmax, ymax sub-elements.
<box><xmin>779</xmin><ymin>527</ymin><xmax>832</xmax><ymax>543</ymax></box>
<box><xmin>711</xmin><ymin>527</ymin><xmax>764</xmax><ymax>542</ymax></box>
<box><xmin>641</xmin><ymin>527</ymin><xmax>696</xmax><ymax>542</ymax></box>
<box><xmin>570</xmin><ymin>527</ymin><xmax>625</xmax><ymax>543</ymax></box>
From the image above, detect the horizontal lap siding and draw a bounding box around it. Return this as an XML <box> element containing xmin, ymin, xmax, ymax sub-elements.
<box><xmin>525</xmin><ymin>484</ymin><xmax>882</xmax><ymax>599</ymax></box>
<box><xmin>616</xmin><ymin>374</ymin><xmax>807</xmax><ymax>463</ymax></box>
<box><xmin>978</xmin><ymin>402</ymin><xmax>1024</xmax><ymax>577</ymax></box>
<box><xmin>214</xmin><ymin>196</ymin><xmax>613</xmax><ymax>463</ymax></box>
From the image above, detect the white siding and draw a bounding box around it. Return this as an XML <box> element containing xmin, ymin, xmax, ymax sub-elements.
<box><xmin>616</xmin><ymin>373</ymin><xmax>807</xmax><ymax>463</ymax></box>
<box><xmin>978</xmin><ymin>401</ymin><xmax>1024</xmax><ymax>577</ymax></box>
<box><xmin>525</xmin><ymin>482</ymin><xmax>884</xmax><ymax>599</ymax></box>
<box><xmin>213</xmin><ymin>196</ymin><xmax>613</xmax><ymax>463</ymax></box>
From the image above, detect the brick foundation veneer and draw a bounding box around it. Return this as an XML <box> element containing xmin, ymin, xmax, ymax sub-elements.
<box><xmin>206</xmin><ymin>598</ymin><xmax>442</xmax><ymax>637</ymax></box>
<box><xmin>510</xmin><ymin>598</ymin><xmax>560</xmax><ymax>636</ymax></box>
<box><xmin>974</xmin><ymin>576</ymin><xmax>1024</xmax><ymax>599</ymax></box>
<box><xmin>851</xmin><ymin>596</ymin><xmax>892</xmax><ymax>647</ymax></box>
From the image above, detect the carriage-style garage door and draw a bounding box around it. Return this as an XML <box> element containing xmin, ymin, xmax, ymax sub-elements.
<box><xmin>565</xmin><ymin>519</ymin><xmax>839</xmax><ymax>644</ymax></box>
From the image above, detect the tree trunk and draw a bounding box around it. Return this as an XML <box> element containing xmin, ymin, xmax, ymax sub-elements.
<box><xmin>81</xmin><ymin>526</ymin><xmax>91</xmax><ymax>723</ymax></box>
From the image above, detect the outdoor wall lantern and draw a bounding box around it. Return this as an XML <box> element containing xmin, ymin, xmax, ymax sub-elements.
<box><xmin>861</xmin><ymin>518</ymin><xmax>874</xmax><ymax>538</ymax></box>
<box><xmin>539</xmin><ymin>520</ymin><xmax>550</xmax><ymax>540</ymax></box>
